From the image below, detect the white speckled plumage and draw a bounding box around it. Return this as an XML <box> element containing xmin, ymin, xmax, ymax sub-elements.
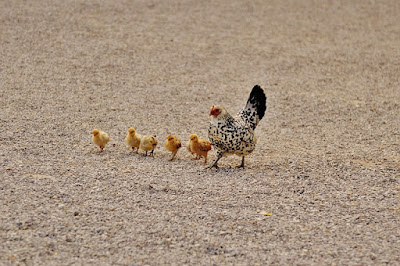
<box><xmin>208</xmin><ymin>85</ymin><xmax>266</xmax><ymax>168</ymax></box>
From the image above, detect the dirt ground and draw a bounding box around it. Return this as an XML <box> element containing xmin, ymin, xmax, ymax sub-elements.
<box><xmin>1</xmin><ymin>0</ymin><xmax>399</xmax><ymax>265</ymax></box>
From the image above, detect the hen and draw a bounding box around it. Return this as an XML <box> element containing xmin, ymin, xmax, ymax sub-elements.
<box><xmin>208</xmin><ymin>85</ymin><xmax>267</xmax><ymax>168</ymax></box>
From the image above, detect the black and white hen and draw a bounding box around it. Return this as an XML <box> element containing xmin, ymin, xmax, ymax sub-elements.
<box><xmin>208</xmin><ymin>85</ymin><xmax>267</xmax><ymax>168</ymax></box>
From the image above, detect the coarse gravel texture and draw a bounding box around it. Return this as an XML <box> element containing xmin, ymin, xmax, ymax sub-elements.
<box><xmin>1</xmin><ymin>0</ymin><xmax>399</xmax><ymax>265</ymax></box>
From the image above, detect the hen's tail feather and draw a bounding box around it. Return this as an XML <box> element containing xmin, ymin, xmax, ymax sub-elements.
<box><xmin>239</xmin><ymin>85</ymin><xmax>267</xmax><ymax>129</ymax></box>
<box><xmin>248</xmin><ymin>85</ymin><xmax>266</xmax><ymax>120</ymax></box>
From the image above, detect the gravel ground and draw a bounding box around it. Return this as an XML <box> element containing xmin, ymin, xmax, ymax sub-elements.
<box><xmin>1</xmin><ymin>0</ymin><xmax>399</xmax><ymax>265</ymax></box>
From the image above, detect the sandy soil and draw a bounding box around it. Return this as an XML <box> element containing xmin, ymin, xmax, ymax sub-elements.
<box><xmin>1</xmin><ymin>0</ymin><xmax>399</xmax><ymax>264</ymax></box>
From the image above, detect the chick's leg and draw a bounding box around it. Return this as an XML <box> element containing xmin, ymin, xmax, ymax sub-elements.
<box><xmin>209</xmin><ymin>151</ymin><xmax>223</xmax><ymax>169</ymax></box>
<box><xmin>169</xmin><ymin>152</ymin><xmax>176</xmax><ymax>161</ymax></box>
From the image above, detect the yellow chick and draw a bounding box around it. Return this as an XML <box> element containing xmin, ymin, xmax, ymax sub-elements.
<box><xmin>164</xmin><ymin>134</ymin><xmax>182</xmax><ymax>161</ymax></box>
<box><xmin>125</xmin><ymin>127</ymin><xmax>142</xmax><ymax>153</ymax></box>
<box><xmin>139</xmin><ymin>135</ymin><xmax>158</xmax><ymax>156</ymax></box>
<box><xmin>92</xmin><ymin>129</ymin><xmax>110</xmax><ymax>152</ymax></box>
<box><xmin>186</xmin><ymin>139</ymin><xmax>197</xmax><ymax>159</ymax></box>
<box><xmin>189</xmin><ymin>134</ymin><xmax>212</xmax><ymax>164</ymax></box>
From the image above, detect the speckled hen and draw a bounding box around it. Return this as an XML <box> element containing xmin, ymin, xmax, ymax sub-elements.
<box><xmin>208</xmin><ymin>85</ymin><xmax>267</xmax><ymax>168</ymax></box>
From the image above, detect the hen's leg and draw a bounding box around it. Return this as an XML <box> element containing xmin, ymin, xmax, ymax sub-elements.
<box><xmin>209</xmin><ymin>151</ymin><xmax>223</xmax><ymax>169</ymax></box>
<box><xmin>237</xmin><ymin>156</ymin><xmax>245</xmax><ymax>168</ymax></box>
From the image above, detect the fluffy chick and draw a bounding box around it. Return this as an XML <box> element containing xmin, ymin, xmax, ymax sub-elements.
<box><xmin>164</xmin><ymin>134</ymin><xmax>182</xmax><ymax>161</ymax></box>
<box><xmin>186</xmin><ymin>139</ymin><xmax>196</xmax><ymax>158</ymax></box>
<box><xmin>189</xmin><ymin>134</ymin><xmax>212</xmax><ymax>164</ymax></box>
<box><xmin>125</xmin><ymin>127</ymin><xmax>142</xmax><ymax>153</ymax></box>
<box><xmin>92</xmin><ymin>129</ymin><xmax>110</xmax><ymax>152</ymax></box>
<box><xmin>186</xmin><ymin>138</ymin><xmax>203</xmax><ymax>159</ymax></box>
<box><xmin>139</xmin><ymin>135</ymin><xmax>158</xmax><ymax>156</ymax></box>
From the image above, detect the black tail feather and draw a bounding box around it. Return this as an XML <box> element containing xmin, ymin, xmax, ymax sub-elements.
<box><xmin>238</xmin><ymin>85</ymin><xmax>267</xmax><ymax>130</ymax></box>
<box><xmin>248</xmin><ymin>85</ymin><xmax>266</xmax><ymax>121</ymax></box>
